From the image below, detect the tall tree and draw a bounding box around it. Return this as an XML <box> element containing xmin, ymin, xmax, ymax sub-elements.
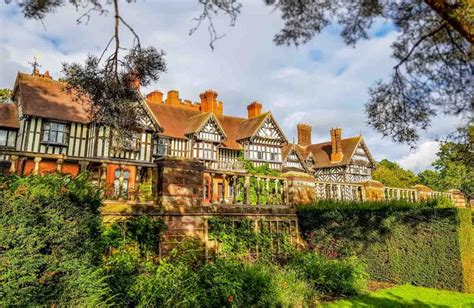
<box><xmin>193</xmin><ymin>0</ymin><xmax>473</xmax><ymax>145</ymax></box>
<box><xmin>6</xmin><ymin>0</ymin><xmax>166</xmax><ymax>145</ymax></box>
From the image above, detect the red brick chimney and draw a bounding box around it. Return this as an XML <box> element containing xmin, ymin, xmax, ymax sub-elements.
<box><xmin>297</xmin><ymin>123</ymin><xmax>312</xmax><ymax>146</ymax></box>
<box><xmin>247</xmin><ymin>101</ymin><xmax>262</xmax><ymax>118</ymax></box>
<box><xmin>200</xmin><ymin>90</ymin><xmax>223</xmax><ymax>116</ymax></box>
<box><xmin>146</xmin><ymin>90</ymin><xmax>163</xmax><ymax>104</ymax></box>
<box><xmin>166</xmin><ymin>90</ymin><xmax>180</xmax><ymax>106</ymax></box>
<box><xmin>330</xmin><ymin>128</ymin><xmax>343</xmax><ymax>162</ymax></box>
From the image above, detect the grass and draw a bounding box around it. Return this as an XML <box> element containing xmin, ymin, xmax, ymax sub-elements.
<box><xmin>323</xmin><ymin>284</ymin><xmax>474</xmax><ymax>307</ymax></box>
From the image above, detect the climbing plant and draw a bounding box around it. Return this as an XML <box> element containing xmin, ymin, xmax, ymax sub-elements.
<box><xmin>208</xmin><ymin>217</ymin><xmax>295</xmax><ymax>261</ymax></box>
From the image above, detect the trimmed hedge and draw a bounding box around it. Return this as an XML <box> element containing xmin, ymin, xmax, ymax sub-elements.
<box><xmin>297</xmin><ymin>202</ymin><xmax>473</xmax><ymax>292</ymax></box>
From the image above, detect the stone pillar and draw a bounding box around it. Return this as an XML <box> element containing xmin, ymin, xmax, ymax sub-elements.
<box><xmin>118</xmin><ymin>165</ymin><xmax>125</xmax><ymax>200</ymax></box>
<box><xmin>245</xmin><ymin>175</ymin><xmax>250</xmax><ymax>204</ymax></box>
<box><xmin>9</xmin><ymin>155</ymin><xmax>18</xmax><ymax>174</ymax></box>
<box><xmin>361</xmin><ymin>180</ymin><xmax>384</xmax><ymax>201</ymax></box>
<box><xmin>447</xmin><ymin>189</ymin><xmax>466</xmax><ymax>208</ymax></box>
<box><xmin>100</xmin><ymin>163</ymin><xmax>107</xmax><ymax>188</ymax></box>
<box><xmin>79</xmin><ymin>161</ymin><xmax>89</xmax><ymax>173</ymax></box>
<box><xmin>210</xmin><ymin>172</ymin><xmax>215</xmax><ymax>203</ymax></box>
<box><xmin>134</xmin><ymin>166</ymin><xmax>142</xmax><ymax>201</ymax></box>
<box><xmin>222</xmin><ymin>174</ymin><xmax>227</xmax><ymax>203</ymax></box>
<box><xmin>33</xmin><ymin>157</ymin><xmax>42</xmax><ymax>175</ymax></box>
<box><xmin>56</xmin><ymin>158</ymin><xmax>64</xmax><ymax>173</ymax></box>
<box><xmin>232</xmin><ymin>176</ymin><xmax>237</xmax><ymax>202</ymax></box>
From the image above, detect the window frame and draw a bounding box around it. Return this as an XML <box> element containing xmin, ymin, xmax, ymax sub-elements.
<box><xmin>153</xmin><ymin>137</ymin><xmax>170</xmax><ymax>156</ymax></box>
<box><xmin>0</xmin><ymin>129</ymin><xmax>16</xmax><ymax>148</ymax></box>
<box><xmin>41</xmin><ymin>120</ymin><xmax>69</xmax><ymax>146</ymax></box>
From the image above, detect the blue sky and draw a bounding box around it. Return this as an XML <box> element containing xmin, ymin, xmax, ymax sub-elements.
<box><xmin>0</xmin><ymin>0</ymin><xmax>463</xmax><ymax>172</ymax></box>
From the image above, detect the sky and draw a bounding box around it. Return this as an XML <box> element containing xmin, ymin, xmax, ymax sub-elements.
<box><xmin>0</xmin><ymin>0</ymin><xmax>464</xmax><ymax>173</ymax></box>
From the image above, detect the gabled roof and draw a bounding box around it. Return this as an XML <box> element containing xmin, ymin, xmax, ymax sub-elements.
<box><xmin>0</xmin><ymin>103</ymin><xmax>20</xmax><ymax>129</ymax></box>
<box><xmin>185</xmin><ymin>112</ymin><xmax>227</xmax><ymax>139</ymax></box>
<box><xmin>146</xmin><ymin>101</ymin><xmax>288</xmax><ymax>150</ymax></box>
<box><xmin>282</xmin><ymin>143</ymin><xmax>309</xmax><ymax>172</ymax></box>
<box><xmin>298</xmin><ymin>136</ymin><xmax>374</xmax><ymax>168</ymax></box>
<box><xmin>12</xmin><ymin>72</ymin><xmax>92</xmax><ymax>124</ymax></box>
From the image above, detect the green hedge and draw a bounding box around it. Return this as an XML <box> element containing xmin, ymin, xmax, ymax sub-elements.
<box><xmin>297</xmin><ymin>202</ymin><xmax>473</xmax><ymax>292</ymax></box>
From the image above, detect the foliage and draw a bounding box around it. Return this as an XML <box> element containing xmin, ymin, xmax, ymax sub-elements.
<box><xmin>297</xmin><ymin>201</ymin><xmax>473</xmax><ymax>292</ymax></box>
<box><xmin>0</xmin><ymin>173</ymin><xmax>109</xmax><ymax>306</ymax></box>
<box><xmin>131</xmin><ymin>261</ymin><xmax>202</xmax><ymax>307</ymax></box>
<box><xmin>372</xmin><ymin>159</ymin><xmax>418</xmax><ymax>188</ymax></box>
<box><xmin>432</xmin><ymin>141</ymin><xmax>474</xmax><ymax>198</ymax></box>
<box><xmin>289</xmin><ymin>252</ymin><xmax>368</xmax><ymax>298</ymax></box>
<box><xmin>208</xmin><ymin>217</ymin><xmax>295</xmax><ymax>261</ymax></box>
<box><xmin>325</xmin><ymin>284</ymin><xmax>474</xmax><ymax>308</ymax></box>
<box><xmin>0</xmin><ymin>88</ymin><xmax>11</xmax><ymax>103</ymax></box>
<box><xmin>417</xmin><ymin>169</ymin><xmax>443</xmax><ymax>191</ymax></box>
<box><xmin>193</xmin><ymin>0</ymin><xmax>473</xmax><ymax>144</ymax></box>
<box><xmin>199</xmin><ymin>259</ymin><xmax>316</xmax><ymax>307</ymax></box>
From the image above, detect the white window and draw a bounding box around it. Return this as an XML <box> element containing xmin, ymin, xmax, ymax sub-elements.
<box><xmin>194</xmin><ymin>142</ymin><xmax>215</xmax><ymax>160</ymax></box>
<box><xmin>0</xmin><ymin>129</ymin><xmax>16</xmax><ymax>147</ymax></box>
<box><xmin>42</xmin><ymin>121</ymin><xmax>69</xmax><ymax>145</ymax></box>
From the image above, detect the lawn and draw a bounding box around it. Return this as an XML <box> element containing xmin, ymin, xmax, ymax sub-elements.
<box><xmin>323</xmin><ymin>284</ymin><xmax>474</xmax><ymax>307</ymax></box>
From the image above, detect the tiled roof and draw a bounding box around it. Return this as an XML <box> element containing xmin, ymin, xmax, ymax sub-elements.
<box><xmin>13</xmin><ymin>73</ymin><xmax>92</xmax><ymax>124</ymax></box>
<box><xmin>305</xmin><ymin>136</ymin><xmax>362</xmax><ymax>168</ymax></box>
<box><xmin>290</xmin><ymin>137</ymin><xmax>363</xmax><ymax>169</ymax></box>
<box><xmin>146</xmin><ymin>101</ymin><xmax>274</xmax><ymax>151</ymax></box>
<box><xmin>0</xmin><ymin>103</ymin><xmax>20</xmax><ymax>129</ymax></box>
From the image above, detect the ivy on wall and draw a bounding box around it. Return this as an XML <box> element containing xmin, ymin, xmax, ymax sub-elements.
<box><xmin>208</xmin><ymin>217</ymin><xmax>295</xmax><ymax>261</ymax></box>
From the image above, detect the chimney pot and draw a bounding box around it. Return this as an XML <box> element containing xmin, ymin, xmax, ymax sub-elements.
<box><xmin>297</xmin><ymin>123</ymin><xmax>312</xmax><ymax>146</ymax></box>
<box><xmin>247</xmin><ymin>101</ymin><xmax>262</xmax><ymax>118</ymax></box>
<box><xmin>200</xmin><ymin>90</ymin><xmax>222</xmax><ymax>116</ymax></box>
<box><xmin>330</xmin><ymin>127</ymin><xmax>344</xmax><ymax>162</ymax></box>
<box><xmin>146</xmin><ymin>90</ymin><xmax>163</xmax><ymax>104</ymax></box>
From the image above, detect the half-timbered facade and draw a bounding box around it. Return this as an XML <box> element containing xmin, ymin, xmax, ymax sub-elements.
<box><xmin>282</xmin><ymin>124</ymin><xmax>377</xmax><ymax>183</ymax></box>
<box><xmin>1</xmin><ymin>70</ymin><xmax>378</xmax><ymax>205</ymax></box>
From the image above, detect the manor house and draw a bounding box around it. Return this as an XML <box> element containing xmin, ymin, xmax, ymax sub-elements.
<box><xmin>0</xmin><ymin>70</ymin><xmax>378</xmax><ymax>205</ymax></box>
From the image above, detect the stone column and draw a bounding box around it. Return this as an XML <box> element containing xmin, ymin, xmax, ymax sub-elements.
<box><xmin>222</xmin><ymin>174</ymin><xmax>227</xmax><ymax>203</ymax></box>
<box><xmin>232</xmin><ymin>176</ymin><xmax>237</xmax><ymax>203</ymax></box>
<box><xmin>118</xmin><ymin>165</ymin><xmax>125</xmax><ymax>200</ymax></box>
<box><xmin>134</xmin><ymin>166</ymin><xmax>142</xmax><ymax>201</ymax></box>
<box><xmin>9</xmin><ymin>155</ymin><xmax>18</xmax><ymax>174</ymax></box>
<box><xmin>79</xmin><ymin>161</ymin><xmax>89</xmax><ymax>173</ymax></box>
<box><xmin>245</xmin><ymin>175</ymin><xmax>250</xmax><ymax>204</ymax></box>
<box><xmin>33</xmin><ymin>157</ymin><xmax>42</xmax><ymax>175</ymax></box>
<box><xmin>56</xmin><ymin>158</ymin><xmax>64</xmax><ymax>173</ymax></box>
<box><xmin>210</xmin><ymin>172</ymin><xmax>215</xmax><ymax>203</ymax></box>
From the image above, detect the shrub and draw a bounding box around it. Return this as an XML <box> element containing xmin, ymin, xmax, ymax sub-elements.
<box><xmin>297</xmin><ymin>200</ymin><xmax>473</xmax><ymax>292</ymax></box>
<box><xmin>289</xmin><ymin>252</ymin><xmax>368</xmax><ymax>298</ymax></box>
<box><xmin>131</xmin><ymin>261</ymin><xmax>202</xmax><ymax>307</ymax></box>
<box><xmin>199</xmin><ymin>259</ymin><xmax>316</xmax><ymax>307</ymax></box>
<box><xmin>0</xmin><ymin>174</ymin><xmax>108</xmax><ymax>306</ymax></box>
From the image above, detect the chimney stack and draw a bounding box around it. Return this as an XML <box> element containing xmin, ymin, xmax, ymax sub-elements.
<box><xmin>330</xmin><ymin>127</ymin><xmax>343</xmax><ymax>162</ymax></box>
<box><xmin>297</xmin><ymin>123</ymin><xmax>312</xmax><ymax>146</ymax></box>
<box><xmin>200</xmin><ymin>90</ymin><xmax>223</xmax><ymax>116</ymax></box>
<box><xmin>146</xmin><ymin>90</ymin><xmax>163</xmax><ymax>104</ymax></box>
<box><xmin>247</xmin><ymin>101</ymin><xmax>262</xmax><ymax>118</ymax></box>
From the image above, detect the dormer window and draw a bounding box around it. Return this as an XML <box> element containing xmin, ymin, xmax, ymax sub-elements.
<box><xmin>42</xmin><ymin>121</ymin><xmax>69</xmax><ymax>146</ymax></box>
<box><xmin>0</xmin><ymin>129</ymin><xmax>16</xmax><ymax>148</ymax></box>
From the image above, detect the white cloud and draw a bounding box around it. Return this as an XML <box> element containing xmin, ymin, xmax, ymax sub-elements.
<box><xmin>397</xmin><ymin>141</ymin><xmax>440</xmax><ymax>173</ymax></box>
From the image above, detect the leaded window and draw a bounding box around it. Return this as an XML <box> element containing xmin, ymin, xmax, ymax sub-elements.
<box><xmin>42</xmin><ymin>121</ymin><xmax>69</xmax><ymax>145</ymax></box>
<box><xmin>154</xmin><ymin>137</ymin><xmax>170</xmax><ymax>156</ymax></box>
<box><xmin>0</xmin><ymin>129</ymin><xmax>16</xmax><ymax>147</ymax></box>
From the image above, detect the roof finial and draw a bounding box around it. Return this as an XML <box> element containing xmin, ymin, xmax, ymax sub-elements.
<box><xmin>29</xmin><ymin>55</ymin><xmax>41</xmax><ymax>75</ymax></box>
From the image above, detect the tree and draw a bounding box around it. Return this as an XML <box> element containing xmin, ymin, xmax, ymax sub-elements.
<box><xmin>417</xmin><ymin>169</ymin><xmax>443</xmax><ymax>191</ymax></box>
<box><xmin>6</xmin><ymin>0</ymin><xmax>166</xmax><ymax>145</ymax></box>
<box><xmin>7</xmin><ymin>0</ymin><xmax>473</xmax><ymax>145</ymax></box>
<box><xmin>0</xmin><ymin>174</ymin><xmax>109</xmax><ymax>305</ymax></box>
<box><xmin>372</xmin><ymin>159</ymin><xmax>419</xmax><ymax>188</ymax></box>
<box><xmin>192</xmin><ymin>0</ymin><xmax>473</xmax><ymax>145</ymax></box>
<box><xmin>431</xmin><ymin>140</ymin><xmax>474</xmax><ymax>198</ymax></box>
<box><xmin>0</xmin><ymin>88</ymin><xmax>11</xmax><ymax>103</ymax></box>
